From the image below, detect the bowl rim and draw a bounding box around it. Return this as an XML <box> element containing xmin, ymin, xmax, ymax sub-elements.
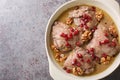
<box><xmin>45</xmin><ymin>0</ymin><xmax>120</xmax><ymax>80</ymax></box>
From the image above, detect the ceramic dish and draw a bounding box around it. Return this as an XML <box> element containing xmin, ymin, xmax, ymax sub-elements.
<box><xmin>45</xmin><ymin>0</ymin><xmax>120</xmax><ymax>80</ymax></box>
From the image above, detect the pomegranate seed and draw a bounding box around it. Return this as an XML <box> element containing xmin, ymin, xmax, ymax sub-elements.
<box><xmin>94</xmin><ymin>26</ymin><xmax>97</xmax><ymax>30</ymax></box>
<box><xmin>65</xmin><ymin>42</ymin><xmax>71</xmax><ymax>47</ymax></box>
<box><xmin>76</xmin><ymin>62</ymin><xmax>81</xmax><ymax>67</ymax></box>
<box><xmin>102</xmin><ymin>53</ymin><xmax>107</xmax><ymax>58</ymax></box>
<box><xmin>83</xmin><ymin>14</ymin><xmax>91</xmax><ymax>20</ymax></box>
<box><xmin>66</xmin><ymin>69</ymin><xmax>71</xmax><ymax>73</ymax></box>
<box><xmin>63</xmin><ymin>67</ymin><xmax>67</xmax><ymax>70</ymax></box>
<box><xmin>80</xmin><ymin>24</ymin><xmax>84</xmax><ymax>27</ymax></box>
<box><xmin>104</xmin><ymin>33</ymin><xmax>108</xmax><ymax>37</ymax></box>
<box><xmin>104</xmin><ymin>39</ymin><xmax>110</xmax><ymax>44</ymax></box>
<box><xmin>81</xmin><ymin>59</ymin><xmax>84</xmax><ymax>62</ymax></box>
<box><xmin>99</xmin><ymin>41</ymin><xmax>102</xmax><ymax>46</ymax></box>
<box><xmin>60</xmin><ymin>33</ymin><xmax>65</xmax><ymax>37</ymax></box>
<box><xmin>77</xmin><ymin>54</ymin><xmax>83</xmax><ymax>58</ymax></box>
<box><xmin>83</xmin><ymin>14</ymin><xmax>88</xmax><ymax>19</ymax></box>
<box><xmin>87</xmin><ymin>59</ymin><xmax>91</xmax><ymax>63</ymax></box>
<box><xmin>68</xmin><ymin>33</ymin><xmax>73</xmax><ymax>39</ymax></box>
<box><xmin>95</xmin><ymin>56</ymin><xmax>100</xmax><ymax>61</ymax></box>
<box><xmin>65</xmin><ymin>36</ymin><xmax>69</xmax><ymax>41</ymax></box>
<box><xmin>70</xmin><ymin>27</ymin><xmax>74</xmax><ymax>32</ymax></box>
<box><xmin>91</xmin><ymin>53</ymin><xmax>95</xmax><ymax>59</ymax></box>
<box><xmin>111</xmin><ymin>41</ymin><xmax>116</xmax><ymax>47</ymax></box>
<box><xmin>85</xmin><ymin>25</ymin><xmax>89</xmax><ymax>29</ymax></box>
<box><xmin>76</xmin><ymin>41</ymin><xmax>81</xmax><ymax>46</ymax></box>
<box><xmin>84</xmin><ymin>19</ymin><xmax>89</xmax><ymax>23</ymax></box>
<box><xmin>60</xmin><ymin>33</ymin><xmax>68</xmax><ymax>38</ymax></box>
<box><xmin>74</xmin><ymin>30</ymin><xmax>79</xmax><ymax>35</ymax></box>
<box><xmin>89</xmin><ymin>48</ymin><xmax>94</xmax><ymax>53</ymax></box>
<box><xmin>72</xmin><ymin>59</ymin><xmax>77</xmax><ymax>65</ymax></box>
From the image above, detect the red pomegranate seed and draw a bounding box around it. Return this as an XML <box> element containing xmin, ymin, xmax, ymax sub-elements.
<box><xmin>87</xmin><ymin>59</ymin><xmax>91</xmax><ymax>63</ymax></box>
<box><xmin>104</xmin><ymin>33</ymin><xmax>108</xmax><ymax>37</ymax></box>
<box><xmin>66</xmin><ymin>69</ymin><xmax>71</xmax><ymax>73</ymax></box>
<box><xmin>65</xmin><ymin>42</ymin><xmax>71</xmax><ymax>47</ymax></box>
<box><xmin>104</xmin><ymin>39</ymin><xmax>110</xmax><ymax>44</ymax></box>
<box><xmin>83</xmin><ymin>14</ymin><xmax>88</xmax><ymax>19</ymax></box>
<box><xmin>72</xmin><ymin>59</ymin><xmax>77</xmax><ymax>65</ymax></box>
<box><xmin>60</xmin><ymin>33</ymin><xmax>65</xmax><ymax>37</ymax></box>
<box><xmin>102</xmin><ymin>53</ymin><xmax>107</xmax><ymax>58</ymax></box>
<box><xmin>85</xmin><ymin>25</ymin><xmax>89</xmax><ymax>29</ymax></box>
<box><xmin>111</xmin><ymin>41</ymin><xmax>116</xmax><ymax>47</ymax></box>
<box><xmin>60</xmin><ymin>33</ymin><xmax>67</xmax><ymax>38</ymax></box>
<box><xmin>76</xmin><ymin>41</ymin><xmax>81</xmax><ymax>46</ymax></box>
<box><xmin>95</xmin><ymin>56</ymin><xmax>100</xmax><ymax>61</ymax></box>
<box><xmin>81</xmin><ymin>59</ymin><xmax>84</xmax><ymax>62</ymax></box>
<box><xmin>76</xmin><ymin>62</ymin><xmax>81</xmax><ymax>67</ymax></box>
<box><xmin>99</xmin><ymin>41</ymin><xmax>102</xmax><ymax>46</ymax></box>
<box><xmin>74</xmin><ymin>30</ymin><xmax>79</xmax><ymax>35</ymax></box>
<box><xmin>77</xmin><ymin>54</ymin><xmax>83</xmax><ymax>58</ymax></box>
<box><xmin>84</xmin><ymin>19</ymin><xmax>89</xmax><ymax>23</ymax></box>
<box><xmin>80</xmin><ymin>24</ymin><xmax>84</xmax><ymax>27</ymax></box>
<box><xmin>94</xmin><ymin>26</ymin><xmax>97</xmax><ymax>30</ymax></box>
<box><xmin>65</xmin><ymin>36</ymin><xmax>69</xmax><ymax>41</ymax></box>
<box><xmin>70</xmin><ymin>27</ymin><xmax>74</xmax><ymax>32</ymax></box>
<box><xmin>63</xmin><ymin>67</ymin><xmax>67</xmax><ymax>70</ymax></box>
<box><xmin>68</xmin><ymin>33</ymin><xmax>73</xmax><ymax>39</ymax></box>
<box><xmin>89</xmin><ymin>48</ymin><xmax>94</xmax><ymax>53</ymax></box>
<box><xmin>92</xmin><ymin>55</ymin><xmax>95</xmax><ymax>59</ymax></box>
<box><xmin>83</xmin><ymin>14</ymin><xmax>91</xmax><ymax>21</ymax></box>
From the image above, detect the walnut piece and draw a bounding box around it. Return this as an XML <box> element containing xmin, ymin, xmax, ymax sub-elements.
<box><xmin>72</xmin><ymin>67</ymin><xmax>83</xmax><ymax>76</ymax></box>
<box><xmin>81</xmin><ymin>30</ymin><xmax>92</xmax><ymax>43</ymax></box>
<box><xmin>95</xmin><ymin>10</ymin><xmax>104</xmax><ymax>21</ymax></box>
<box><xmin>100</xmin><ymin>56</ymin><xmax>111</xmax><ymax>65</ymax></box>
<box><xmin>66</xmin><ymin>18</ymin><xmax>73</xmax><ymax>25</ymax></box>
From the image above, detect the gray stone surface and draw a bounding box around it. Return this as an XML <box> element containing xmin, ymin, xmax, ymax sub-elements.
<box><xmin>0</xmin><ymin>0</ymin><xmax>119</xmax><ymax>80</ymax></box>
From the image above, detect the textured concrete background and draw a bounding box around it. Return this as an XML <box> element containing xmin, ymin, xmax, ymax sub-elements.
<box><xmin>0</xmin><ymin>0</ymin><xmax>120</xmax><ymax>80</ymax></box>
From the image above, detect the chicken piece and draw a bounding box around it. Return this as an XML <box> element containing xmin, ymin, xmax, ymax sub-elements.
<box><xmin>52</xmin><ymin>22</ymin><xmax>81</xmax><ymax>52</ymax></box>
<box><xmin>69</xmin><ymin>6</ymin><xmax>90</xmax><ymax>18</ymax></box>
<box><xmin>52</xmin><ymin>22</ymin><xmax>71</xmax><ymax>52</ymax></box>
<box><xmin>69</xmin><ymin>6</ymin><xmax>99</xmax><ymax>29</ymax></box>
<box><xmin>64</xmin><ymin>47</ymin><xmax>95</xmax><ymax>75</ymax></box>
<box><xmin>86</xmin><ymin>23</ymin><xmax>120</xmax><ymax>58</ymax></box>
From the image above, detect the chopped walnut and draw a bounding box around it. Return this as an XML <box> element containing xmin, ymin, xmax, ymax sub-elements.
<box><xmin>72</xmin><ymin>67</ymin><xmax>83</xmax><ymax>76</ymax></box>
<box><xmin>109</xmin><ymin>25</ymin><xmax>118</xmax><ymax>38</ymax></box>
<box><xmin>55</xmin><ymin>53</ymin><xmax>60</xmax><ymax>59</ymax></box>
<box><xmin>51</xmin><ymin>44</ymin><xmax>60</xmax><ymax>52</ymax></box>
<box><xmin>55</xmin><ymin>53</ymin><xmax>67</xmax><ymax>62</ymax></box>
<box><xmin>59</xmin><ymin>56</ymin><xmax>67</xmax><ymax>62</ymax></box>
<box><xmin>95</xmin><ymin>10</ymin><xmax>104</xmax><ymax>21</ymax></box>
<box><xmin>76</xmin><ymin>67</ymin><xmax>84</xmax><ymax>75</ymax></box>
<box><xmin>51</xmin><ymin>44</ymin><xmax>55</xmax><ymax>49</ymax></box>
<box><xmin>100</xmin><ymin>57</ymin><xmax>106</xmax><ymax>63</ymax></box>
<box><xmin>72</xmin><ymin>67</ymin><xmax>78</xmax><ymax>75</ymax></box>
<box><xmin>66</xmin><ymin>18</ymin><xmax>73</xmax><ymax>25</ymax></box>
<box><xmin>54</xmin><ymin>48</ymin><xmax>59</xmax><ymax>53</ymax></box>
<box><xmin>100</xmin><ymin>56</ymin><xmax>111</xmax><ymax>64</ymax></box>
<box><xmin>81</xmin><ymin>30</ymin><xmax>92</xmax><ymax>43</ymax></box>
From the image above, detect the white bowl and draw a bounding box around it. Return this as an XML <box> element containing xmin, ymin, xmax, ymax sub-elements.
<box><xmin>45</xmin><ymin>0</ymin><xmax>120</xmax><ymax>80</ymax></box>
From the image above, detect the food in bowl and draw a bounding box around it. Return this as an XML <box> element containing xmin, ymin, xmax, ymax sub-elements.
<box><xmin>50</xmin><ymin>5</ymin><xmax>120</xmax><ymax>76</ymax></box>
